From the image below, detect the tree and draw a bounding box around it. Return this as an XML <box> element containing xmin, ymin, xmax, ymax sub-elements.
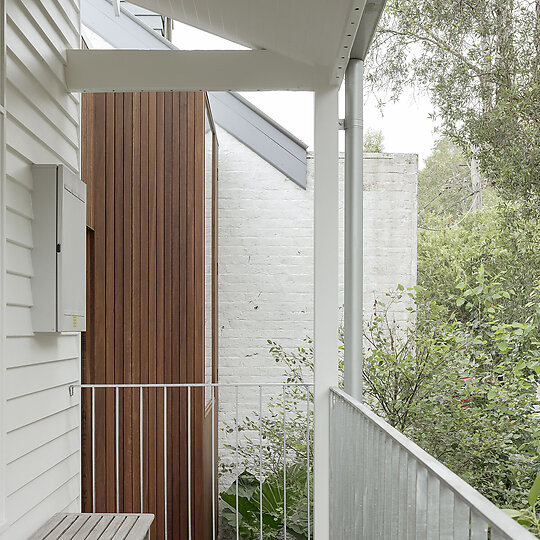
<box><xmin>418</xmin><ymin>201</ymin><xmax>540</xmax><ymax>325</ymax></box>
<box><xmin>363</xmin><ymin>128</ymin><xmax>385</xmax><ymax>152</ymax></box>
<box><xmin>417</xmin><ymin>137</ymin><xmax>471</xmax><ymax>227</ymax></box>
<box><xmin>366</xmin><ymin>0</ymin><xmax>540</xmax><ymax>209</ymax></box>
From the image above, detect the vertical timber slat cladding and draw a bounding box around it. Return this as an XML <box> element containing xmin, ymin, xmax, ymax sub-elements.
<box><xmin>123</xmin><ymin>91</ymin><xmax>134</xmax><ymax>515</ymax></box>
<box><xmin>82</xmin><ymin>91</ymin><xmax>214</xmax><ymax>540</ymax></box>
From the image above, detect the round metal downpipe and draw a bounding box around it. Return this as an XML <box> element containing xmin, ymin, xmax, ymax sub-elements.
<box><xmin>344</xmin><ymin>58</ymin><xmax>364</xmax><ymax>401</ymax></box>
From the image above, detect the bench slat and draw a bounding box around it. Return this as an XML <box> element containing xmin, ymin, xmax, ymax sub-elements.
<box><xmin>124</xmin><ymin>515</ymin><xmax>155</xmax><ymax>540</ymax></box>
<box><xmin>86</xmin><ymin>515</ymin><xmax>124</xmax><ymax>540</ymax></box>
<box><xmin>71</xmin><ymin>515</ymin><xmax>105</xmax><ymax>539</ymax></box>
<box><xmin>29</xmin><ymin>514</ymin><xmax>78</xmax><ymax>539</ymax></box>
<box><xmin>110</xmin><ymin>515</ymin><xmax>137</xmax><ymax>539</ymax></box>
<box><xmin>57</xmin><ymin>514</ymin><xmax>92</xmax><ymax>539</ymax></box>
<box><xmin>75</xmin><ymin>515</ymin><xmax>114</xmax><ymax>540</ymax></box>
<box><xmin>32</xmin><ymin>513</ymin><xmax>154</xmax><ymax>539</ymax></box>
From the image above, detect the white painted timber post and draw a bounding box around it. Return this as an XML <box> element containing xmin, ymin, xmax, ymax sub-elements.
<box><xmin>0</xmin><ymin>0</ymin><xmax>6</xmax><ymax>528</ymax></box>
<box><xmin>313</xmin><ymin>87</ymin><xmax>339</xmax><ymax>539</ymax></box>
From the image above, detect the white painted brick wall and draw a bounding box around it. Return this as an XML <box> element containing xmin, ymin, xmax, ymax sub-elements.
<box><xmin>216</xmin><ymin>126</ymin><xmax>417</xmax><ymax>480</ymax></box>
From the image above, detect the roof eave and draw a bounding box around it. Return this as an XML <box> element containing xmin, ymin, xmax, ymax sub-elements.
<box><xmin>351</xmin><ymin>0</ymin><xmax>386</xmax><ymax>61</ymax></box>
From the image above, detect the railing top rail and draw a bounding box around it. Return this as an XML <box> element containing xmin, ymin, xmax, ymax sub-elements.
<box><xmin>330</xmin><ymin>387</ymin><xmax>537</xmax><ymax>540</ymax></box>
<box><xmin>71</xmin><ymin>382</ymin><xmax>313</xmax><ymax>388</ymax></box>
<box><xmin>70</xmin><ymin>382</ymin><xmax>313</xmax><ymax>396</ymax></box>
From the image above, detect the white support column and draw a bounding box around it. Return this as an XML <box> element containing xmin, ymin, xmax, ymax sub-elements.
<box><xmin>0</xmin><ymin>0</ymin><xmax>6</xmax><ymax>529</ymax></box>
<box><xmin>313</xmin><ymin>87</ymin><xmax>339</xmax><ymax>540</ymax></box>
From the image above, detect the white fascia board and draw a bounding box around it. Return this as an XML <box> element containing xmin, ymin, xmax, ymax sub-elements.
<box><xmin>330</xmin><ymin>0</ymin><xmax>368</xmax><ymax>84</ymax></box>
<box><xmin>351</xmin><ymin>0</ymin><xmax>387</xmax><ymax>60</ymax></box>
<box><xmin>65</xmin><ymin>49</ymin><xmax>329</xmax><ymax>92</ymax></box>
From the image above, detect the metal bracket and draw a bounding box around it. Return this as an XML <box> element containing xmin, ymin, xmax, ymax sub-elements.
<box><xmin>338</xmin><ymin>118</ymin><xmax>345</xmax><ymax>130</ymax></box>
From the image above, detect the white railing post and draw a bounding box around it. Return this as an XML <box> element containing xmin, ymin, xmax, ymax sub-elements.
<box><xmin>313</xmin><ymin>86</ymin><xmax>339</xmax><ymax>540</ymax></box>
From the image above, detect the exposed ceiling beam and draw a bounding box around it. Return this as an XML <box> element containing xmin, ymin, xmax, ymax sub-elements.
<box><xmin>65</xmin><ymin>49</ymin><xmax>330</xmax><ymax>92</ymax></box>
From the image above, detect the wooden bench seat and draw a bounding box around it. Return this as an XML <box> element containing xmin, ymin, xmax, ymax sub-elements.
<box><xmin>30</xmin><ymin>513</ymin><xmax>154</xmax><ymax>540</ymax></box>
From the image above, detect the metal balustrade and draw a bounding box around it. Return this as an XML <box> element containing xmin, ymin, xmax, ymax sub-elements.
<box><xmin>69</xmin><ymin>382</ymin><xmax>313</xmax><ymax>540</ymax></box>
<box><xmin>330</xmin><ymin>387</ymin><xmax>537</xmax><ymax>540</ymax></box>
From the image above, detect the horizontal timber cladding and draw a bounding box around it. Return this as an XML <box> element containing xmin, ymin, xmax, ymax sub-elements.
<box><xmin>81</xmin><ymin>91</ymin><xmax>212</xmax><ymax>539</ymax></box>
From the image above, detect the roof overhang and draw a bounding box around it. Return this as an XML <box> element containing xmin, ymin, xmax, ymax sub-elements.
<box><xmin>80</xmin><ymin>0</ymin><xmax>309</xmax><ymax>187</ymax></box>
<box><xmin>351</xmin><ymin>0</ymin><xmax>386</xmax><ymax>60</ymax></box>
<box><xmin>74</xmin><ymin>0</ymin><xmax>384</xmax><ymax>88</ymax></box>
<box><xmin>127</xmin><ymin>0</ymin><xmax>369</xmax><ymax>85</ymax></box>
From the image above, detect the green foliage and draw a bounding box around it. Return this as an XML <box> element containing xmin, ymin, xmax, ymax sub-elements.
<box><xmin>417</xmin><ymin>185</ymin><xmax>540</xmax><ymax>531</ymax></box>
<box><xmin>364</xmin><ymin>278</ymin><xmax>540</xmax><ymax>509</ymax></box>
<box><xmin>503</xmin><ymin>472</ymin><xmax>540</xmax><ymax>536</ymax></box>
<box><xmin>220</xmin><ymin>337</ymin><xmax>313</xmax><ymax>481</ymax></box>
<box><xmin>418</xmin><ymin>138</ymin><xmax>468</xmax><ymax>197</ymax></box>
<box><xmin>221</xmin><ymin>467</ymin><xmax>310</xmax><ymax>540</ymax></box>
<box><xmin>366</xmin><ymin>0</ymin><xmax>540</xmax><ymax>210</ymax></box>
<box><xmin>464</xmin><ymin>84</ymin><xmax>540</xmax><ymax>206</ymax></box>
<box><xmin>223</xmin><ymin>212</ymin><xmax>540</xmax><ymax>530</ymax></box>
<box><xmin>418</xmin><ymin>202</ymin><xmax>540</xmax><ymax>324</ymax></box>
<box><xmin>417</xmin><ymin>136</ymin><xmax>501</xmax><ymax>230</ymax></box>
<box><xmin>363</xmin><ymin>288</ymin><xmax>466</xmax><ymax>432</ymax></box>
<box><xmin>219</xmin><ymin>337</ymin><xmax>314</xmax><ymax>538</ymax></box>
<box><xmin>418</xmin><ymin>137</ymin><xmax>470</xmax><ymax>227</ymax></box>
<box><xmin>363</xmin><ymin>128</ymin><xmax>385</xmax><ymax>153</ymax></box>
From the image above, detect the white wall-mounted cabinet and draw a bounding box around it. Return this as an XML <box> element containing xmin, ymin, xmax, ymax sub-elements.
<box><xmin>31</xmin><ymin>165</ymin><xmax>86</xmax><ymax>333</ymax></box>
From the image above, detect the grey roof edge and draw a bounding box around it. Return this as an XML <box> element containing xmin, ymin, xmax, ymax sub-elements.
<box><xmin>351</xmin><ymin>0</ymin><xmax>386</xmax><ymax>60</ymax></box>
<box><xmin>82</xmin><ymin>0</ymin><xmax>175</xmax><ymax>50</ymax></box>
<box><xmin>81</xmin><ymin>0</ymin><xmax>308</xmax><ymax>188</ymax></box>
<box><xmin>209</xmin><ymin>92</ymin><xmax>307</xmax><ymax>189</ymax></box>
<box><xmin>229</xmin><ymin>92</ymin><xmax>308</xmax><ymax>151</ymax></box>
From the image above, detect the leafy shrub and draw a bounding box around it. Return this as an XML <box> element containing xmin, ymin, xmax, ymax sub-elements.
<box><xmin>221</xmin><ymin>466</ymin><xmax>310</xmax><ymax>540</ymax></box>
<box><xmin>219</xmin><ymin>337</ymin><xmax>314</xmax><ymax>539</ymax></box>
<box><xmin>418</xmin><ymin>202</ymin><xmax>540</xmax><ymax>325</ymax></box>
<box><xmin>364</xmin><ymin>276</ymin><xmax>540</xmax><ymax>509</ymax></box>
<box><xmin>220</xmin><ymin>271</ymin><xmax>540</xmax><ymax>532</ymax></box>
<box><xmin>504</xmin><ymin>471</ymin><xmax>540</xmax><ymax>537</ymax></box>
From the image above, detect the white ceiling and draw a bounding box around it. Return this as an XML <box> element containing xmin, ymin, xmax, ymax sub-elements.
<box><xmin>129</xmin><ymin>0</ymin><xmax>370</xmax><ymax>83</ymax></box>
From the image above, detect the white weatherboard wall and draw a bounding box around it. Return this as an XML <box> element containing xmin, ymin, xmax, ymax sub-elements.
<box><xmin>2</xmin><ymin>0</ymin><xmax>81</xmax><ymax>538</ymax></box>
<box><xmin>217</xmin><ymin>126</ymin><xmax>417</xmax><ymax>468</ymax></box>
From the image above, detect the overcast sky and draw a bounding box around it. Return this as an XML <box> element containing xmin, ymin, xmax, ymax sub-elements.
<box><xmin>171</xmin><ymin>21</ymin><xmax>438</xmax><ymax>166</ymax></box>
